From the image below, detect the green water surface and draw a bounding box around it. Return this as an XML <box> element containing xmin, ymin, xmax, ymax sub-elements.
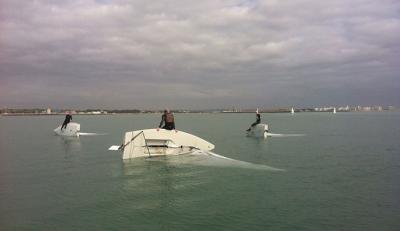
<box><xmin>0</xmin><ymin>112</ymin><xmax>399</xmax><ymax>230</ymax></box>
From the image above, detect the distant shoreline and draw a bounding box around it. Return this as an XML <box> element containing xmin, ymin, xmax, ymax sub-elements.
<box><xmin>1</xmin><ymin>105</ymin><xmax>396</xmax><ymax>116</ymax></box>
<box><xmin>1</xmin><ymin>110</ymin><xmax>397</xmax><ymax>116</ymax></box>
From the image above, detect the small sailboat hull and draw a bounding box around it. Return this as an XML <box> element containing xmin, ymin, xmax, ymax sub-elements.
<box><xmin>247</xmin><ymin>124</ymin><xmax>269</xmax><ymax>138</ymax></box>
<box><xmin>54</xmin><ymin>122</ymin><xmax>80</xmax><ymax>137</ymax></box>
<box><xmin>121</xmin><ymin>129</ymin><xmax>215</xmax><ymax>159</ymax></box>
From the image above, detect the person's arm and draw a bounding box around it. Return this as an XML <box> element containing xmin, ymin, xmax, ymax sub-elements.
<box><xmin>159</xmin><ymin>115</ymin><xmax>165</xmax><ymax>128</ymax></box>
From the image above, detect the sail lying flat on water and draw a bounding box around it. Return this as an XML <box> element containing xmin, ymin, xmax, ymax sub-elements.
<box><xmin>142</xmin><ymin>150</ymin><xmax>285</xmax><ymax>171</ymax></box>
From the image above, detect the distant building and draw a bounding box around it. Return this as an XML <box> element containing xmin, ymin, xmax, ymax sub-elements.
<box><xmin>47</xmin><ymin>108</ymin><xmax>52</xmax><ymax>114</ymax></box>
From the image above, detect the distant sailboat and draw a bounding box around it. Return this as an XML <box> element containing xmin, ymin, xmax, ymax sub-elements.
<box><xmin>333</xmin><ymin>107</ymin><xmax>337</xmax><ymax>114</ymax></box>
<box><xmin>291</xmin><ymin>107</ymin><xmax>294</xmax><ymax>114</ymax></box>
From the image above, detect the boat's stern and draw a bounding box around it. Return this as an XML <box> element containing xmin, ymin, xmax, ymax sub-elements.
<box><xmin>122</xmin><ymin>129</ymin><xmax>214</xmax><ymax>159</ymax></box>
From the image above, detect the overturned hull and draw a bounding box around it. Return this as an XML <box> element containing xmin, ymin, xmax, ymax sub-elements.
<box><xmin>246</xmin><ymin>123</ymin><xmax>269</xmax><ymax>138</ymax></box>
<box><xmin>54</xmin><ymin>122</ymin><xmax>80</xmax><ymax>137</ymax></box>
<box><xmin>121</xmin><ymin>129</ymin><xmax>215</xmax><ymax>159</ymax></box>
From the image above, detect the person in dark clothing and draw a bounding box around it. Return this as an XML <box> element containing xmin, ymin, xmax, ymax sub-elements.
<box><xmin>246</xmin><ymin>112</ymin><xmax>261</xmax><ymax>131</ymax></box>
<box><xmin>159</xmin><ymin>109</ymin><xmax>175</xmax><ymax>130</ymax></box>
<box><xmin>61</xmin><ymin>112</ymin><xmax>72</xmax><ymax>130</ymax></box>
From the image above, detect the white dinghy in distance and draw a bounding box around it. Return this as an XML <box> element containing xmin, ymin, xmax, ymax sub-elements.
<box><xmin>110</xmin><ymin>129</ymin><xmax>215</xmax><ymax>160</ymax></box>
<box><xmin>54</xmin><ymin>122</ymin><xmax>80</xmax><ymax>137</ymax></box>
<box><xmin>246</xmin><ymin>123</ymin><xmax>269</xmax><ymax>138</ymax></box>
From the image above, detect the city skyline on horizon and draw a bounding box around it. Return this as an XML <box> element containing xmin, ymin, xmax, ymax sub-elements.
<box><xmin>0</xmin><ymin>104</ymin><xmax>395</xmax><ymax>112</ymax></box>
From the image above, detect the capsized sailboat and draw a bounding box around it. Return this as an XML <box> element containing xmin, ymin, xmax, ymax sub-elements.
<box><xmin>246</xmin><ymin>123</ymin><xmax>269</xmax><ymax>138</ymax></box>
<box><xmin>246</xmin><ymin>108</ymin><xmax>270</xmax><ymax>138</ymax></box>
<box><xmin>109</xmin><ymin>129</ymin><xmax>215</xmax><ymax>159</ymax></box>
<box><xmin>54</xmin><ymin>122</ymin><xmax>80</xmax><ymax>137</ymax></box>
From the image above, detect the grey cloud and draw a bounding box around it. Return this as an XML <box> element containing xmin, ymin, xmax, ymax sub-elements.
<box><xmin>0</xmin><ymin>0</ymin><xmax>399</xmax><ymax>109</ymax></box>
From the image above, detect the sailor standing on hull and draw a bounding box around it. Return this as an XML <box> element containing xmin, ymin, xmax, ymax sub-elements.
<box><xmin>246</xmin><ymin>109</ymin><xmax>261</xmax><ymax>131</ymax></box>
<box><xmin>158</xmin><ymin>109</ymin><xmax>175</xmax><ymax>130</ymax></box>
<box><xmin>61</xmin><ymin>111</ymin><xmax>72</xmax><ymax>130</ymax></box>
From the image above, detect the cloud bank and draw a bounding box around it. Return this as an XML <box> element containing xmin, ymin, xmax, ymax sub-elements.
<box><xmin>1</xmin><ymin>0</ymin><xmax>399</xmax><ymax>109</ymax></box>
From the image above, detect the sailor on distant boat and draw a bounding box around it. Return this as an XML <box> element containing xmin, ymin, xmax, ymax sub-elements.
<box><xmin>61</xmin><ymin>111</ymin><xmax>72</xmax><ymax>130</ymax></box>
<box><xmin>159</xmin><ymin>109</ymin><xmax>175</xmax><ymax>130</ymax></box>
<box><xmin>246</xmin><ymin>109</ymin><xmax>262</xmax><ymax>132</ymax></box>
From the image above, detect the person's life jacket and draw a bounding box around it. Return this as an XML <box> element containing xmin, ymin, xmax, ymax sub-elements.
<box><xmin>165</xmin><ymin>112</ymin><xmax>174</xmax><ymax>123</ymax></box>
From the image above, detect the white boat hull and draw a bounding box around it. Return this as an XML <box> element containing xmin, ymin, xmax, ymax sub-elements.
<box><xmin>121</xmin><ymin>129</ymin><xmax>215</xmax><ymax>159</ymax></box>
<box><xmin>54</xmin><ymin>122</ymin><xmax>80</xmax><ymax>137</ymax></box>
<box><xmin>246</xmin><ymin>123</ymin><xmax>269</xmax><ymax>138</ymax></box>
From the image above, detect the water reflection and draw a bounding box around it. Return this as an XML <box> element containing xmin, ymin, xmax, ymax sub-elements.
<box><xmin>57</xmin><ymin>136</ymin><xmax>81</xmax><ymax>154</ymax></box>
<box><xmin>119</xmin><ymin>152</ymin><xmax>284</xmax><ymax>229</ymax></box>
<box><xmin>121</xmin><ymin>158</ymin><xmax>201</xmax><ymax>229</ymax></box>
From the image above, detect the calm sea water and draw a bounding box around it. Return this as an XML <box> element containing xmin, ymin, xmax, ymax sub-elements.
<box><xmin>1</xmin><ymin>112</ymin><xmax>399</xmax><ymax>230</ymax></box>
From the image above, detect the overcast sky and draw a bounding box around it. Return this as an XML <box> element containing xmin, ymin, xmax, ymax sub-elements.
<box><xmin>1</xmin><ymin>0</ymin><xmax>399</xmax><ymax>109</ymax></box>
